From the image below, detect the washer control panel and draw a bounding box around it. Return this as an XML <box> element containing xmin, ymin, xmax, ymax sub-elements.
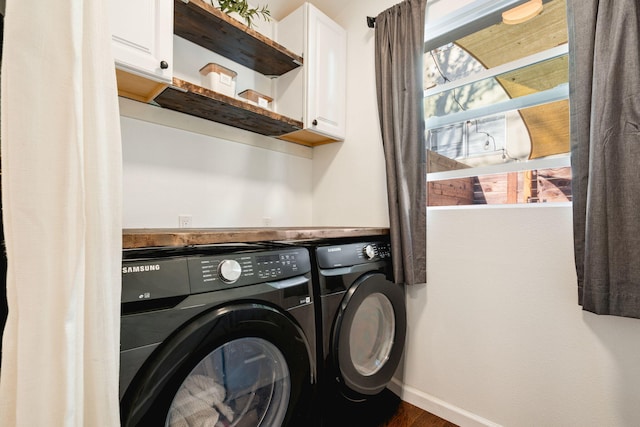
<box><xmin>122</xmin><ymin>247</ymin><xmax>311</xmax><ymax>302</ymax></box>
<box><xmin>316</xmin><ymin>241</ymin><xmax>391</xmax><ymax>269</ymax></box>
<box><xmin>188</xmin><ymin>248</ymin><xmax>311</xmax><ymax>293</ymax></box>
<box><xmin>122</xmin><ymin>257</ymin><xmax>190</xmax><ymax>303</ymax></box>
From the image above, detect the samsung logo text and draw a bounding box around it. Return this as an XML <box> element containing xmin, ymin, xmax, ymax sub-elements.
<box><xmin>122</xmin><ymin>265</ymin><xmax>161</xmax><ymax>274</ymax></box>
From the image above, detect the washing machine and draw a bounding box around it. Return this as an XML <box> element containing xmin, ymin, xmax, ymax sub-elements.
<box><xmin>298</xmin><ymin>237</ymin><xmax>407</xmax><ymax>425</ymax></box>
<box><xmin>119</xmin><ymin>243</ymin><xmax>317</xmax><ymax>427</ymax></box>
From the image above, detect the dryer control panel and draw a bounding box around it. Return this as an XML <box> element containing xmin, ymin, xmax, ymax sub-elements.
<box><xmin>316</xmin><ymin>241</ymin><xmax>391</xmax><ymax>269</ymax></box>
<box><xmin>188</xmin><ymin>248</ymin><xmax>311</xmax><ymax>293</ymax></box>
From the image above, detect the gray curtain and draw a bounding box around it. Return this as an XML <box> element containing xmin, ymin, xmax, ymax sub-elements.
<box><xmin>374</xmin><ymin>0</ymin><xmax>427</xmax><ymax>286</ymax></box>
<box><xmin>568</xmin><ymin>0</ymin><xmax>640</xmax><ymax>318</ymax></box>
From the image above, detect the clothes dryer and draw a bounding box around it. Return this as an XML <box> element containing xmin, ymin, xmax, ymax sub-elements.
<box><xmin>119</xmin><ymin>243</ymin><xmax>316</xmax><ymax>427</ymax></box>
<box><xmin>294</xmin><ymin>237</ymin><xmax>406</xmax><ymax>425</ymax></box>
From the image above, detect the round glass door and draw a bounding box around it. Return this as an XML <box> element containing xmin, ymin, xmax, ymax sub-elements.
<box><xmin>348</xmin><ymin>292</ymin><xmax>395</xmax><ymax>376</ymax></box>
<box><xmin>166</xmin><ymin>337</ymin><xmax>290</xmax><ymax>427</ymax></box>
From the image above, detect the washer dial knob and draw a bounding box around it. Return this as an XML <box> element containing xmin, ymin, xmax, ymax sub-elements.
<box><xmin>218</xmin><ymin>259</ymin><xmax>242</xmax><ymax>283</ymax></box>
<box><xmin>363</xmin><ymin>244</ymin><xmax>377</xmax><ymax>260</ymax></box>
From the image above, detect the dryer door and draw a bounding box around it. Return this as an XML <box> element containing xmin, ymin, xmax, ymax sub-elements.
<box><xmin>332</xmin><ymin>272</ymin><xmax>406</xmax><ymax>399</ymax></box>
<box><xmin>121</xmin><ymin>303</ymin><xmax>313</xmax><ymax>427</ymax></box>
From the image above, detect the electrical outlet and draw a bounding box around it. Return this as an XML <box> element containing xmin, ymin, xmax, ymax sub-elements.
<box><xmin>178</xmin><ymin>215</ymin><xmax>192</xmax><ymax>228</ymax></box>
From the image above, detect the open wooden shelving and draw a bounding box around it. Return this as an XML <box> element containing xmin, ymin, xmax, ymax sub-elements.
<box><xmin>173</xmin><ymin>0</ymin><xmax>303</xmax><ymax>77</ymax></box>
<box><xmin>147</xmin><ymin>0</ymin><xmax>313</xmax><ymax>142</ymax></box>
<box><xmin>155</xmin><ymin>78</ymin><xmax>303</xmax><ymax>137</ymax></box>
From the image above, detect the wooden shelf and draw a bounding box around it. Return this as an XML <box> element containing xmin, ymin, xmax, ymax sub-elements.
<box><xmin>174</xmin><ymin>0</ymin><xmax>303</xmax><ymax>76</ymax></box>
<box><xmin>154</xmin><ymin>78</ymin><xmax>303</xmax><ymax>137</ymax></box>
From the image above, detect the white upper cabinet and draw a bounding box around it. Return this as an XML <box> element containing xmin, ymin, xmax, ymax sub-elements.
<box><xmin>110</xmin><ymin>0</ymin><xmax>173</xmax><ymax>84</ymax></box>
<box><xmin>276</xmin><ymin>3</ymin><xmax>347</xmax><ymax>144</ymax></box>
<box><xmin>306</xmin><ymin>6</ymin><xmax>347</xmax><ymax>141</ymax></box>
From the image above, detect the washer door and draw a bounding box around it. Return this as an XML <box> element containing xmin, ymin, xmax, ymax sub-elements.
<box><xmin>121</xmin><ymin>303</ymin><xmax>313</xmax><ymax>427</ymax></box>
<box><xmin>332</xmin><ymin>272</ymin><xmax>406</xmax><ymax>399</ymax></box>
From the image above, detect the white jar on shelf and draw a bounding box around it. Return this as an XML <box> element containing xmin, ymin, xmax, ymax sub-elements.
<box><xmin>199</xmin><ymin>63</ymin><xmax>237</xmax><ymax>98</ymax></box>
<box><xmin>238</xmin><ymin>89</ymin><xmax>273</xmax><ymax>110</ymax></box>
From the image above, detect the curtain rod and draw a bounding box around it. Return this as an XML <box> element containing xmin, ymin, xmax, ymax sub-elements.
<box><xmin>367</xmin><ymin>16</ymin><xmax>376</xmax><ymax>28</ymax></box>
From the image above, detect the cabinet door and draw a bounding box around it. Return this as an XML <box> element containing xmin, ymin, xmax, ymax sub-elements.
<box><xmin>111</xmin><ymin>0</ymin><xmax>173</xmax><ymax>83</ymax></box>
<box><xmin>305</xmin><ymin>5</ymin><xmax>346</xmax><ymax>140</ymax></box>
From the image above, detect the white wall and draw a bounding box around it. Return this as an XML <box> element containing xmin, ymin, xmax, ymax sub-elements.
<box><xmin>399</xmin><ymin>205</ymin><xmax>640</xmax><ymax>426</ymax></box>
<box><xmin>121</xmin><ymin>116</ymin><xmax>312</xmax><ymax>228</ymax></box>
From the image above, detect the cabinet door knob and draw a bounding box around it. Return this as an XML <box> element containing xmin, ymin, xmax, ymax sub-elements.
<box><xmin>312</xmin><ymin>119</ymin><xmax>318</xmax><ymax>126</ymax></box>
<box><xmin>160</xmin><ymin>60</ymin><xmax>169</xmax><ymax>69</ymax></box>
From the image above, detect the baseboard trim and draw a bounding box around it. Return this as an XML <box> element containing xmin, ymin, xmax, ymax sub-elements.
<box><xmin>388</xmin><ymin>378</ymin><xmax>502</xmax><ymax>427</ymax></box>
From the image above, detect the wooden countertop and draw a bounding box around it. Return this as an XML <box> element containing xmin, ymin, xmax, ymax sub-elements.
<box><xmin>123</xmin><ymin>227</ymin><xmax>390</xmax><ymax>249</ymax></box>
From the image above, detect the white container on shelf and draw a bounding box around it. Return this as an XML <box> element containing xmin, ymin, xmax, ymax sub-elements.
<box><xmin>238</xmin><ymin>89</ymin><xmax>273</xmax><ymax>110</ymax></box>
<box><xmin>199</xmin><ymin>63</ymin><xmax>237</xmax><ymax>97</ymax></box>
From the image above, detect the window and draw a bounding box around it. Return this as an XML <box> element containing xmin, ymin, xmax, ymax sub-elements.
<box><xmin>425</xmin><ymin>0</ymin><xmax>570</xmax><ymax>207</ymax></box>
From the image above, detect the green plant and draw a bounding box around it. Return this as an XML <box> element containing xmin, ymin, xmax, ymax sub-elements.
<box><xmin>216</xmin><ymin>0</ymin><xmax>272</xmax><ymax>29</ymax></box>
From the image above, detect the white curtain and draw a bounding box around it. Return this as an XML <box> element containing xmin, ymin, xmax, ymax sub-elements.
<box><xmin>0</xmin><ymin>0</ymin><xmax>122</xmax><ymax>425</ymax></box>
